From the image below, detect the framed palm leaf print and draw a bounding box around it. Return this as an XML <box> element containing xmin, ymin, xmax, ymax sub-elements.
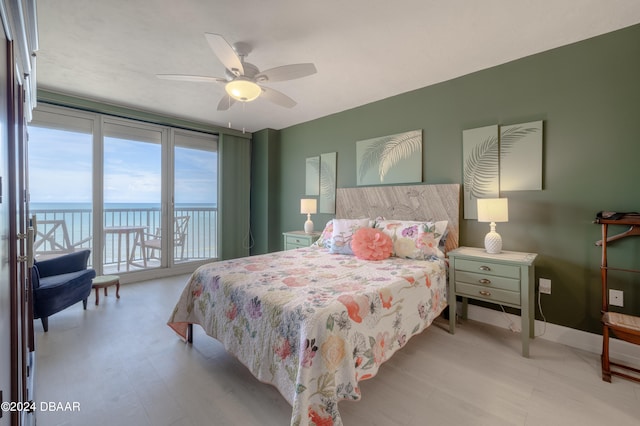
<box><xmin>320</xmin><ymin>152</ymin><xmax>337</xmax><ymax>214</ymax></box>
<box><xmin>463</xmin><ymin>125</ymin><xmax>499</xmax><ymax>219</ymax></box>
<box><xmin>305</xmin><ymin>156</ymin><xmax>320</xmax><ymax>196</ymax></box>
<box><xmin>462</xmin><ymin>121</ymin><xmax>544</xmax><ymax>218</ymax></box>
<box><xmin>499</xmin><ymin>121</ymin><xmax>543</xmax><ymax>191</ymax></box>
<box><xmin>356</xmin><ymin>129</ymin><xmax>422</xmax><ymax>186</ymax></box>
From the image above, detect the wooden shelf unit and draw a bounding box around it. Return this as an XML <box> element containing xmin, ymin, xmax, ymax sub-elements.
<box><xmin>595</xmin><ymin>213</ymin><xmax>640</xmax><ymax>383</ymax></box>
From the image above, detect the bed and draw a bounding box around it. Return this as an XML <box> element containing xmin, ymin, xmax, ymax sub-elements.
<box><xmin>168</xmin><ymin>184</ymin><xmax>460</xmax><ymax>426</ymax></box>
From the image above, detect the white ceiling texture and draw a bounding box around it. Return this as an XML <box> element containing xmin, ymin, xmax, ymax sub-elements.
<box><xmin>36</xmin><ymin>0</ymin><xmax>640</xmax><ymax>133</ymax></box>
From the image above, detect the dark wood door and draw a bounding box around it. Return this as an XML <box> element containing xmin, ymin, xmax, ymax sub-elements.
<box><xmin>0</xmin><ymin>28</ymin><xmax>12</xmax><ymax>426</ymax></box>
<box><xmin>0</xmin><ymin>36</ymin><xmax>34</xmax><ymax>426</ymax></box>
<box><xmin>13</xmin><ymin>72</ymin><xmax>34</xmax><ymax>426</ymax></box>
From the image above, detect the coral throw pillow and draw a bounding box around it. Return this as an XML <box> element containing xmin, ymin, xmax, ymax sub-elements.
<box><xmin>351</xmin><ymin>227</ymin><xmax>393</xmax><ymax>261</ymax></box>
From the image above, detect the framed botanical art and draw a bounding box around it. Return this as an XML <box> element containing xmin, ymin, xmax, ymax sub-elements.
<box><xmin>499</xmin><ymin>121</ymin><xmax>543</xmax><ymax>191</ymax></box>
<box><xmin>462</xmin><ymin>125</ymin><xmax>499</xmax><ymax>219</ymax></box>
<box><xmin>305</xmin><ymin>156</ymin><xmax>320</xmax><ymax>196</ymax></box>
<box><xmin>319</xmin><ymin>152</ymin><xmax>337</xmax><ymax>214</ymax></box>
<box><xmin>462</xmin><ymin>121</ymin><xmax>544</xmax><ymax>218</ymax></box>
<box><xmin>356</xmin><ymin>129</ymin><xmax>422</xmax><ymax>186</ymax></box>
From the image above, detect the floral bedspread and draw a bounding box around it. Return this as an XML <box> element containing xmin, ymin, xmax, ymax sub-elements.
<box><xmin>168</xmin><ymin>246</ymin><xmax>448</xmax><ymax>426</ymax></box>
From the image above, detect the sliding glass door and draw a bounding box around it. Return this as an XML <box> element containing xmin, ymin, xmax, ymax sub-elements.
<box><xmin>103</xmin><ymin>120</ymin><xmax>164</xmax><ymax>273</ymax></box>
<box><xmin>28</xmin><ymin>109</ymin><xmax>94</xmax><ymax>263</ymax></box>
<box><xmin>28</xmin><ymin>105</ymin><xmax>218</xmax><ymax>278</ymax></box>
<box><xmin>173</xmin><ymin>130</ymin><xmax>218</xmax><ymax>263</ymax></box>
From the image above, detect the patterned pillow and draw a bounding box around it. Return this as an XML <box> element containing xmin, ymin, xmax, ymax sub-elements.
<box><xmin>351</xmin><ymin>227</ymin><xmax>393</xmax><ymax>260</ymax></box>
<box><xmin>312</xmin><ymin>219</ymin><xmax>334</xmax><ymax>248</ymax></box>
<box><xmin>370</xmin><ymin>216</ymin><xmax>386</xmax><ymax>228</ymax></box>
<box><xmin>327</xmin><ymin>218</ymin><xmax>371</xmax><ymax>255</ymax></box>
<box><xmin>375</xmin><ymin>219</ymin><xmax>448</xmax><ymax>259</ymax></box>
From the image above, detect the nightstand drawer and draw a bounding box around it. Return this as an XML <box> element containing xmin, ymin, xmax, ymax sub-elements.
<box><xmin>454</xmin><ymin>258</ymin><xmax>520</xmax><ymax>279</ymax></box>
<box><xmin>285</xmin><ymin>235</ymin><xmax>309</xmax><ymax>246</ymax></box>
<box><xmin>282</xmin><ymin>231</ymin><xmax>320</xmax><ymax>250</ymax></box>
<box><xmin>455</xmin><ymin>282</ymin><xmax>520</xmax><ymax>306</ymax></box>
<box><xmin>455</xmin><ymin>270</ymin><xmax>520</xmax><ymax>292</ymax></box>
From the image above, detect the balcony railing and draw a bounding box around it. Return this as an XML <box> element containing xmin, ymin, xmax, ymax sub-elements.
<box><xmin>31</xmin><ymin>206</ymin><xmax>217</xmax><ymax>269</ymax></box>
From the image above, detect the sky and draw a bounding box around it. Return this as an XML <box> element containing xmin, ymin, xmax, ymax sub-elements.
<box><xmin>28</xmin><ymin>126</ymin><xmax>217</xmax><ymax>204</ymax></box>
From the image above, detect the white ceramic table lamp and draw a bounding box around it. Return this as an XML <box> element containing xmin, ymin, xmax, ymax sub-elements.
<box><xmin>300</xmin><ymin>198</ymin><xmax>317</xmax><ymax>234</ymax></box>
<box><xmin>477</xmin><ymin>198</ymin><xmax>509</xmax><ymax>254</ymax></box>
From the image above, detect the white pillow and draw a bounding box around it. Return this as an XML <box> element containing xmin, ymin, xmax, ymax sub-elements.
<box><xmin>327</xmin><ymin>218</ymin><xmax>371</xmax><ymax>255</ymax></box>
<box><xmin>312</xmin><ymin>219</ymin><xmax>334</xmax><ymax>248</ymax></box>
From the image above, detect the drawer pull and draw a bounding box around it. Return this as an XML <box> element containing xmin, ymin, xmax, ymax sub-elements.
<box><xmin>479</xmin><ymin>265</ymin><xmax>491</xmax><ymax>271</ymax></box>
<box><xmin>479</xmin><ymin>290</ymin><xmax>492</xmax><ymax>297</ymax></box>
<box><xmin>479</xmin><ymin>278</ymin><xmax>491</xmax><ymax>285</ymax></box>
<box><xmin>295</xmin><ymin>239</ymin><xmax>301</xmax><ymax>243</ymax></box>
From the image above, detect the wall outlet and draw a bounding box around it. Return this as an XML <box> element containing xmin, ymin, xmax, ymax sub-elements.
<box><xmin>539</xmin><ymin>278</ymin><xmax>551</xmax><ymax>294</ymax></box>
<box><xmin>609</xmin><ymin>289</ymin><xmax>624</xmax><ymax>307</ymax></box>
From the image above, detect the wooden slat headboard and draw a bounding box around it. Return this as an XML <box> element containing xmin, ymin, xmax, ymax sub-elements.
<box><xmin>336</xmin><ymin>184</ymin><xmax>461</xmax><ymax>252</ymax></box>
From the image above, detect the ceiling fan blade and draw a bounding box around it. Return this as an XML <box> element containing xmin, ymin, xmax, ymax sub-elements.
<box><xmin>255</xmin><ymin>63</ymin><xmax>317</xmax><ymax>83</ymax></box>
<box><xmin>260</xmin><ymin>86</ymin><xmax>297</xmax><ymax>108</ymax></box>
<box><xmin>217</xmin><ymin>95</ymin><xmax>236</xmax><ymax>111</ymax></box>
<box><xmin>157</xmin><ymin>74</ymin><xmax>225</xmax><ymax>83</ymax></box>
<box><xmin>204</xmin><ymin>33</ymin><xmax>244</xmax><ymax>76</ymax></box>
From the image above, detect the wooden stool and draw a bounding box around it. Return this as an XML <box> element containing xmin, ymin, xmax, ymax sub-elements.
<box><xmin>92</xmin><ymin>275</ymin><xmax>120</xmax><ymax>306</ymax></box>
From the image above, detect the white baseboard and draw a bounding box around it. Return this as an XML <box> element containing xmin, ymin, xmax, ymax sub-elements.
<box><xmin>464</xmin><ymin>303</ymin><xmax>640</xmax><ymax>366</ymax></box>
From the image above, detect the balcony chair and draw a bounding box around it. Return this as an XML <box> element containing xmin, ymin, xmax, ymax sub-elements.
<box><xmin>33</xmin><ymin>219</ymin><xmax>92</xmax><ymax>260</ymax></box>
<box><xmin>140</xmin><ymin>215</ymin><xmax>190</xmax><ymax>261</ymax></box>
<box><xmin>32</xmin><ymin>249</ymin><xmax>96</xmax><ymax>332</ymax></box>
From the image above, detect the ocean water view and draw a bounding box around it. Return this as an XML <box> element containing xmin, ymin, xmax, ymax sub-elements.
<box><xmin>31</xmin><ymin>202</ymin><xmax>216</xmax><ymax>211</ymax></box>
<box><xmin>31</xmin><ymin>202</ymin><xmax>218</xmax><ymax>267</ymax></box>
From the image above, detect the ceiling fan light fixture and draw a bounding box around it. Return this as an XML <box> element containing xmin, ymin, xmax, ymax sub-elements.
<box><xmin>225</xmin><ymin>78</ymin><xmax>261</xmax><ymax>102</ymax></box>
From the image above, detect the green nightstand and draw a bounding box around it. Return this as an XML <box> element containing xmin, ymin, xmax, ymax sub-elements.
<box><xmin>448</xmin><ymin>246</ymin><xmax>538</xmax><ymax>357</ymax></box>
<box><xmin>282</xmin><ymin>231</ymin><xmax>321</xmax><ymax>250</ymax></box>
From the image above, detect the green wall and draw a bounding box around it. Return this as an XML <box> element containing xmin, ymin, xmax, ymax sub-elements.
<box><xmin>252</xmin><ymin>24</ymin><xmax>640</xmax><ymax>334</ymax></box>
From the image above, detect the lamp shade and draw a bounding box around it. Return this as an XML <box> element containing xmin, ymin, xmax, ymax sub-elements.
<box><xmin>300</xmin><ymin>198</ymin><xmax>317</xmax><ymax>214</ymax></box>
<box><xmin>477</xmin><ymin>198</ymin><xmax>509</xmax><ymax>223</ymax></box>
<box><xmin>225</xmin><ymin>78</ymin><xmax>262</xmax><ymax>102</ymax></box>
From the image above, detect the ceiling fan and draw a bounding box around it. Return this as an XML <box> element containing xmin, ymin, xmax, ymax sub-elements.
<box><xmin>157</xmin><ymin>33</ymin><xmax>317</xmax><ymax>111</ymax></box>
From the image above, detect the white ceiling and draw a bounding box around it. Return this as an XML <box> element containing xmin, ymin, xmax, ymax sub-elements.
<box><xmin>36</xmin><ymin>0</ymin><xmax>640</xmax><ymax>133</ymax></box>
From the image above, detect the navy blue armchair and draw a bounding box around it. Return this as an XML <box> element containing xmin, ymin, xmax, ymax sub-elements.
<box><xmin>32</xmin><ymin>249</ymin><xmax>96</xmax><ymax>332</ymax></box>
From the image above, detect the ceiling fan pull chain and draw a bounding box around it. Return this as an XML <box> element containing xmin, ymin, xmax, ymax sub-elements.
<box><xmin>242</xmin><ymin>102</ymin><xmax>246</xmax><ymax>134</ymax></box>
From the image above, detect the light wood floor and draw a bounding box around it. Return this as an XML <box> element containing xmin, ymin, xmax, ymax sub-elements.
<box><xmin>35</xmin><ymin>274</ymin><xmax>640</xmax><ymax>426</ymax></box>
